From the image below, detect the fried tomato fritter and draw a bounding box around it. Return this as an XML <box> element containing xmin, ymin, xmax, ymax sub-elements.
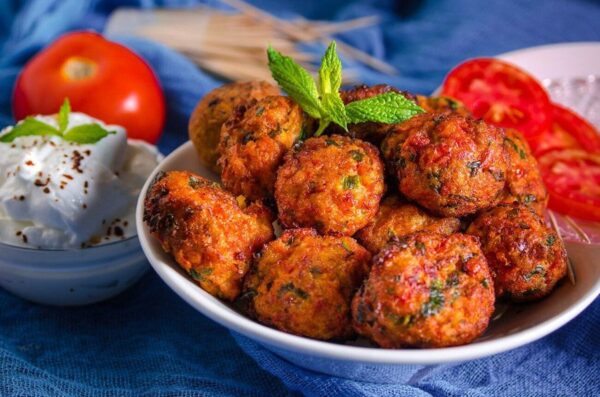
<box><xmin>355</xmin><ymin>195</ymin><xmax>461</xmax><ymax>254</ymax></box>
<box><xmin>381</xmin><ymin>112</ymin><xmax>508</xmax><ymax>217</ymax></box>
<box><xmin>275</xmin><ymin>134</ymin><xmax>385</xmax><ymax>236</ymax></box>
<box><xmin>218</xmin><ymin>96</ymin><xmax>307</xmax><ymax>202</ymax></box>
<box><xmin>352</xmin><ymin>232</ymin><xmax>494</xmax><ymax>348</ymax></box>
<box><xmin>337</xmin><ymin>84</ymin><xmax>415</xmax><ymax>145</ymax></box>
<box><xmin>243</xmin><ymin>228</ymin><xmax>371</xmax><ymax>340</ymax></box>
<box><xmin>143</xmin><ymin>171</ymin><xmax>274</xmax><ymax>301</ymax></box>
<box><xmin>500</xmin><ymin>129</ymin><xmax>548</xmax><ymax>215</ymax></box>
<box><xmin>415</xmin><ymin>95</ymin><xmax>471</xmax><ymax>116</ymax></box>
<box><xmin>189</xmin><ymin>81</ymin><xmax>279</xmax><ymax>172</ymax></box>
<box><xmin>466</xmin><ymin>204</ymin><xmax>567</xmax><ymax>302</ymax></box>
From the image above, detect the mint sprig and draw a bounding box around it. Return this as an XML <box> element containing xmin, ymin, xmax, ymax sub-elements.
<box><xmin>0</xmin><ymin>98</ymin><xmax>115</xmax><ymax>144</ymax></box>
<box><xmin>345</xmin><ymin>92</ymin><xmax>424</xmax><ymax>124</ymax></box>
<box><xmin>58</xmin><ymin>98</ymin><xmax>71</xmax><ymax>133</ymax></box>
<box><xmin>267</xmin><ymin>41</ymin><xmax>425</xmax><ymax>136</ymax></box>
<box><xmin>267</xmin><ymin>46</ymin><xmax>321</xmax><ymax>119</ymax></box>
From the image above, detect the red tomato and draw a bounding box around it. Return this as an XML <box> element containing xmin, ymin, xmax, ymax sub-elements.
<box><xmin>531</xmin><ymin>104</ymin><xmax>600</xmax><ymax>156</ymax></box>
<box><xmin>538</xmin><ymin>149</ymin><xmax>600</xmax><ymax>222</ymax></box>
<box><xmin>12</xmin><ymin>31</ymin><xmax>165</xmax><ymax>143</ymax></box>
<box><xmin>441</xmin><ymin>58</ymin><xmax>552</xmax><ymax>139</ymax></box>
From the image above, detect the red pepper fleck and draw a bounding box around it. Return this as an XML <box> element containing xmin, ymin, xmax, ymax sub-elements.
<box><xmin>25</xmin><ymin>160</ymin><xmax>34</xmax><ymax>166</ymax></box>
<box><xmin>34</xmin><ymin>178</ymin><xmax>50</xmax><ymax>187</ymax></box>
<box><xmin>72</xmin><ymin>151</ymin><xmax>84</xmax><ymax>173</ymax></box>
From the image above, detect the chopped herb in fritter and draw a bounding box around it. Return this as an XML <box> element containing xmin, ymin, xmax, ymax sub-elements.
<box><xmin>421</xmin><ymin>280</ymin><xmax>445</xmax><ymax>317</ymax></box>
<box><xmin>415</xmin><ymin>241</ymin><xmax>426</xmax><ymax>254</ymax></box>
<box><xmin>277</xmin><ymin>282</ymin><xmax>309</xmax><ymax>299</ymax></box>
<box><xmin>340</xmin><ymin>240</ymin><xmax>353</xmax><ymax>254</ymax></box>
<box><xmin>190</xmin><ymin>268</ymin><xmax>213</xmax><ymax>281</ymax></box>
<box><xmin>446</xmin><ymin>272</ymin><xmax>460</xmax><ymax>287</ymax></box>
<box><xmin>349</xmin><ymin>150</ymin><xmax>364</xmax><ymax>162</ymax></box>
<box><xmin>309</xmin><ymin>267</ymin><xmax>323</xmax><ymax>276</ymax></box>
<box><xmin>523</xmin><ymin>194</ymin><xmax>537</xmax><ymax>204</ymax></box>
<box><xmin>466</xmin><ymin>160</ymin><xmax>481</xmax><ymax>177</ymax></box>
<box><xmin>386</xmin><ymin>311</ymin><xmax>412</xmax><ymax>326</ymax></box>
<box><xmin>396</xmin><ymin>157</ymin><xmax>407</xmax><ymax>169</ymax></box>
<box><xmin>504</xmin><ymin>137</ymin><xmax>527</xmax><ymax>159</ymax></box>
<box><xmin>523</xmin><ymin>265</ymin><xmax>546</xmax><ymax>281</ymax></box>
<box><xmin>343</xmin><ymin>175</ymin><xmax>360</xmax><ymax>190</ymax></box>
<box><xmin>427</xmin><ymin>171</ymin><xmax>442</xmax><ymax>193</ymax></box>
<box><xmin>188</xmin><ymin>176</ymin><xmax>202</xmax><ymax>189</ymax></box>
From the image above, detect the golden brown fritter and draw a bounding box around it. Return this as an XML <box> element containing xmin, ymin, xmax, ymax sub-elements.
<box><xmin>189</xmin><ymin>81</ymin><xmax>279</xmax><ymax>173</ymax></box>
<box><xmin>355</xmin><ymin>195</ymin><xmax>461</xmax><ymax>254</ymax></box>
<box><xmin>337</xmin><ymin>84</ymin><xmax>415</xmax><ymax>145</ymax></box>
<box><xmin>243</xmin><ymin>228</ymin><xmax>371</xmax><ymax>340</ymax></box>
<box><xmin>275</xmin><ymin>134</ymin><xmax>385</xmax><ymax>236</ymax></box>
<box><xmin>352</xmin><ymin>232</ymin><xmax>495</xmax><ymax>348</ymax></box>
<box><xmin>143</xmin><ymin>170</ymin><xmax>274</xmax><ymax>301</ymax></box>
<box><xmin>466</xmin><ymin>203</ymin><xmax>567</xmax><ymax>302</ymax></box>
<box><xmin>415</xmin><ymin>95</ymin><xmax>471</xmax><ymax>116</ymax></box>
<box><xmin>381</xmin><ymin>112</ymin><xmax>508</xmax><ymax>217</ymax></box>
<box><xmin>218</xmin><ymin>95</ymin><xmax>307</xmax><ymax>201</ymax></box>
<box><xmin>500</xmin><ymin>128</ymin><xmax>548</xmax><ymax>216</ymax></box>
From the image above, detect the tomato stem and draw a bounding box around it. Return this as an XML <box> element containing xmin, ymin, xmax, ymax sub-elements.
<box><xmin>61</xmin><ymin>56</ymin><xmax>97</xmax><ymax>81</ymax></box>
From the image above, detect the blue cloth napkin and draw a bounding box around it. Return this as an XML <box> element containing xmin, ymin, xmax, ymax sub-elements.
<box><xmin>1</xmin><ymin>0</ymin><xmax>599</xmax><ymax>396</ymax></box>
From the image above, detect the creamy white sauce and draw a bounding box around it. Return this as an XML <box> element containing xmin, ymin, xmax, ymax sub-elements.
<box><xmin>0</xmin><ymin>113</ymin><xmax>161</xmax><ymax>249</ymax></box>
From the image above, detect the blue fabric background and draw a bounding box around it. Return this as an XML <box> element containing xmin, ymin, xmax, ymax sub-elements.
<box><xmin>1</xmin><ymin>0</ymin><xmax>599</xmax><ymax>395</ymax></box>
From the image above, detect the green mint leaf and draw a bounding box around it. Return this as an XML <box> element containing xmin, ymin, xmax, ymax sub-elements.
<box><xmin>267</xmin><ymin>46</ymin><xmax>322</xmax><ymax>119</ymax></box>
<box><xmin>62</xmin><ymin>123</ymin><xmax>114</xmax><ymax>144</ymax></box>
<box><xmin>318</xmin><ymin>92</ymin><xmax>347</xmax><ymax>135</ymax></box>
<box><xmin>58</xmin><ymin>98</ymin><xmax>71</xmax><ymax>133</ymax></box>
<box><xmin>315</xmin><ymin>119</ymin><xmax>331</xmax><ymax>137</ymax></box>
<box><xmin>0</xmin><ymin>117</ymin><xmax>61</xmax><ymax>143</ymax></box>
<box><xmin>319</xmin><ymin>41</ymin><xmax>342</xmax><ymax>95</ymax></box>
<box><xmin>315</xmin><ymin>42</ymin><xmax>347</xmax><ymax>135</ymax></box>
<box><xmin>345</xmin><ymin>92</ymin><xmax>425</xmax><ymax>124</ymax></box>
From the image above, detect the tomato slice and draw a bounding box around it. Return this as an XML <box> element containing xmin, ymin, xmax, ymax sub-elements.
<box><xmin>538</xmin><ymin>149</ymin><xmax>600</xmax><ymax>222</ymax></box>
<box><xmin>530</xmin><ymin>104</ymin><xmax>600</xmax><ymax>156</ymax></box>
<box><xmin>442</xmin><ymin>58</ymin><xmax>552</xmax><ymax>139</ymax></box>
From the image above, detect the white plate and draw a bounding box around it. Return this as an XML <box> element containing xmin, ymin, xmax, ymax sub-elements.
<box><xmin>136</xmin><ymin>43</ymin><xmax>600</xmax><ymax>382</ymax></box>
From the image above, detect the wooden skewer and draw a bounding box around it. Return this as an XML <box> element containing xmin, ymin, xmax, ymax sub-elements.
<box><xmin>564</xmin><ymin>216</ymin><xmax>592</xmax><ymax>244</ymax></box>
<box><xmin>220</xmin><ymin>0</ymin><xmax>397</xmax><ymax>75</ymax></box>
<box><xmin>548</xmin><ymin>211</ymin><xmax>576</xmax><ymax>286</ymax></box>
<box><xmin>126</xmin><ymin>1</ymin><xmax>379</xmax><ymax>82</ymax></box>
<box><xmin>192</xmin><ymin>56</ymin><xmax>274</xmax><ymax>81</ymax></box>
<box><xmin>333</xmin><ymin>40</ymin><xmax>397</xmax><ymax>76</ymax></box>
<box><xmin>298</xmin><ymin>15</ymin><xmax>380</xmax><ymax>35</ymax></box>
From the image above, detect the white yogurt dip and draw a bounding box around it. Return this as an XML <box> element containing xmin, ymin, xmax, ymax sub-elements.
<box><xmin>0</xmin><ymin>113</ymin><xmax>161</xmax><ymax>249</ymax></box>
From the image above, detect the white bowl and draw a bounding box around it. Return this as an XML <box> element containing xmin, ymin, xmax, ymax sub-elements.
<box><xmin>0</xmin><ymin>237</ymin><xmax>149</xmax><ymax>306</ymax></box>
<box><xmin>136</xmin><ymin>140</ymin><xmax>600</xmax><ymax>382</ymax></box>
